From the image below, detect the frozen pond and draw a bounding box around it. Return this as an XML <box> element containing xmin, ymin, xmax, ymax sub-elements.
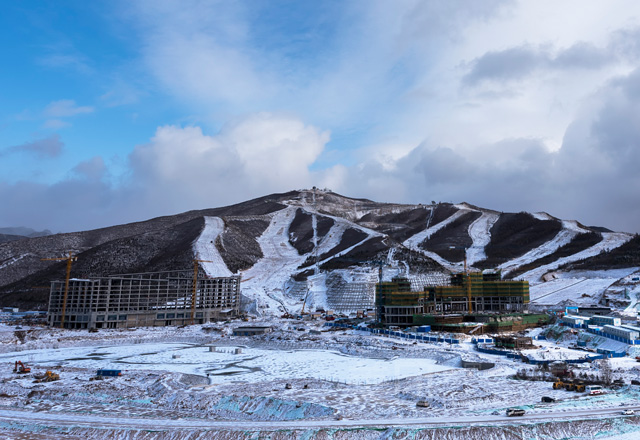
<box><xmin>1</xmin><ymin>342</ymin><xmax>453</xmax><ymax>385</ymax></box>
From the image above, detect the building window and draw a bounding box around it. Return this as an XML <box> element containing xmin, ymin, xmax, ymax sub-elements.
<box><xmin>108</xmin><ymin>315</ymin><xmax>117</xmax><ymax>321</ymax></box>
<box><xmin>157</xmin><ymin>313</ymin><xmax>165</xmax><ymax>319</ymax></box>
<box><xmin>96</xmin><ymin>315</ymin><xmax>104</xmax><ymax>321</ymax></box>
<box><xmin>166</xmin><ymin>313</ymin><xmax>175</xmax><ymax>319</ymax></box>
<box><xmin>119</xmin><ymin>315</ymin><xmax>127</xmax><ymax>321</ymax></box>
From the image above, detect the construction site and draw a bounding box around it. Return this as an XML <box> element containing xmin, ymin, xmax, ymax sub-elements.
<box><xmin>47</xmin><ymin>270</ymin><xmax>241</xmax><ymax>329</ymax></box>
<box><xmin>374</xmin><ymin>271</ymin><xmax>535</xmax><ymax>332</ymax></box>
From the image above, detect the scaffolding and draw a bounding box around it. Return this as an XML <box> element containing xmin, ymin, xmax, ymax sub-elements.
<box><xmin>376</xmin><ymin>272</ymin><xmax>529</xmax><ymax>326</ymax></box>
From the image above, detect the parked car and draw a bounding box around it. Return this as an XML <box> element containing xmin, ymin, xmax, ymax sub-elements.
<box><xmin>541</xmin><ymin>396</ymin><xmax>556</xmax><ymax>403</ymax></box>
<box><xmin>622</xmin><ymin>409</ymin><xmax>635</xmax><ymax>415</ymax></box>
<box><xmin>506</xmin><ymin>408</ymin><xmax>526</xmax><ymax>417</ymax></box>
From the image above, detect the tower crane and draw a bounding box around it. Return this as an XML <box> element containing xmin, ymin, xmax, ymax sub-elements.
<box><xmin>41</xmin><ymin>252</ymin><xmax>77</xmax><ymax>329</ymax></box>
<box><xmin>192</xmin><ymin>258</ymin><xmax>213</xmax><ymax>324</ymax></box>
<box><xmin>450</xmin><ymin>246</ymin><xmax>473</xmax><ymax>314</ymax></box>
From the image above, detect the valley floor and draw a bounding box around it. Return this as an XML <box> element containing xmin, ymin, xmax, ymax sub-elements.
<box><xmin>2</xmin><ymin>321</ymin><xmax>640</xmax><ymax>439</ymax></box>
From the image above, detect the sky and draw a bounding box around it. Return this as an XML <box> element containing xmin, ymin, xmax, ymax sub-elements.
<box><xmin>1</xmin><ymin>0</ymin><xmax>640</xmax><ymax>234</ymax></box>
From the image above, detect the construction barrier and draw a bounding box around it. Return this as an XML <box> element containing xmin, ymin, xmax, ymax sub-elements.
<box><xmin>475</xmin><ymin>343</ymin><xmax>607</xmax><ymax>365</ymax></box>
<box><xmin>324</xmin><ymin>322</ymin><xmax>460</xmax><ymax>344</ymax></box>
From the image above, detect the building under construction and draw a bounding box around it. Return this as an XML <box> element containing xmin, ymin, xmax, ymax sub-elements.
<box><xmin>376</xmin><ymin>272</ymin><xmax>529</xmax><ymax>327</ymax></box>
<box><xmin>47</xmin><ymin>271</ymin><xmax>240</xmax><ymax>329</ymax></box>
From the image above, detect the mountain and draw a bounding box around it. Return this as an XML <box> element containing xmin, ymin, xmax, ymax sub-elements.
<box><xmin>0</xmin><ymin>227</ymin><xmax>52</xmax><ymax>243</ymax></box>
<box><xmin>0</xmin><ymin>189</ymin><xmax>638</xmax><ymax>314</ymax></box>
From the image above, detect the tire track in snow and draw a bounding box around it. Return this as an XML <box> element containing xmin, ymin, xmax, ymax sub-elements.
<box><xmin>193</xmin><ymin>217</ymin><xmax>232</xmax><ymax>277</ymax></box>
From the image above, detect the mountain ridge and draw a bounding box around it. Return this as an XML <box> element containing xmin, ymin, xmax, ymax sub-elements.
<box><xmin>0</xmin><ymin>189</ymin><xmax>637</xmax><ymax>312</ymax></box>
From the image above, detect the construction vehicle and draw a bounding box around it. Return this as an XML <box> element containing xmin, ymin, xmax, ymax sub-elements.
<box><xmin>33</xmin><ymin>371</ymin><xmax>60</xmax><ymax>383</ymax></box>
<box><xmin>13</xmin><ymin>361</ymin><xmax>31</xmax><ymax>374</ymax></box>
<box><xmin>552</xmin><ymin>378</ymin><xmax>585</xmax><ymax>392</ymax></box>
<box><xmin>552</xmin><ymin>378</ymin><xmax>566</xmax><ymax>390</ymax></box>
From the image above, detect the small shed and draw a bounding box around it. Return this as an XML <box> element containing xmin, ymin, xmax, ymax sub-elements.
<box><xmin>232</xmin><ymin>326</ymin><xmax>272</xmax><ymax>336</ymax></box>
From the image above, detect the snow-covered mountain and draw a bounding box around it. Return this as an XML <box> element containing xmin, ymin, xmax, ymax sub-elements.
<box><xmin>1</xmin><ymin>189</ymin><xmax>638</xmax><ymax>313</ymax></box>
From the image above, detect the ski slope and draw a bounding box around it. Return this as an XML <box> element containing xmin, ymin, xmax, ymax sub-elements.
<box><xmin>194</xmin><ymin>217</ymin><xmax>233</xmax><ymax>277</ymax></box>
<box><xmin>499</xmin><ymin>220</ymin><xmax>588</xmax><ymax>276</ymax></box>
<box><xmin>466</xmin><ymin>211</ymin><xmax>499</xmax><ymax>266</ymax></box>
<box><xmin>522</xmin><ymin>232</ymin><xmax>633</xmax><ymax>282</ymax></box>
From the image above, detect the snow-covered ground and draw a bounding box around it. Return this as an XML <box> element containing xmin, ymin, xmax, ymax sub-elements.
<box><xmin>529</xmin><ymin>269</ymin><xmax>639</xmax><ymax>306</ymax></box>
<box><xmin>3</xmin><ymin>321</ymin><xmax>640</xmax><ymax>438</ymax></box>
<box><xmin>0</xmin><ymin>342</ymin><xmax>449</xmax><ymax>385</ymax></box>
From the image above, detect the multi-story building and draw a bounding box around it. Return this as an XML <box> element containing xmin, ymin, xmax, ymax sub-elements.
<box><xmin>47</xmin><ymin>271</ymin><xmax>240</xmax><ymax>329</ymax></box>
<box><xmin>376</xmin><ymin>272</ymin><xmax>529</xmax><ymax>326</ymax></box>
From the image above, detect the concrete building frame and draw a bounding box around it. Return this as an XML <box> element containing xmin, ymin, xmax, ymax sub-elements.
<box><xmin>47</xmin><ymin>271</ymin><xmax>240</xmax><ymax>329</ymax></box>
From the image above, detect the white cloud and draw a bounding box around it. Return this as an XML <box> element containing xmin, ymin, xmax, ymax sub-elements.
<box><xmin>43</xmin><ymin>100</ymin><xmax>94</xmax><ymax>118</ymax></box>
<box><xmin>125</xmin><ymin>113</ymin><xmax>330</xmax><ymax>217</ymax></box>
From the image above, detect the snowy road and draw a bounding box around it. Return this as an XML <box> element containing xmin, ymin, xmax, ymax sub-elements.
<box><xmin>1</xmin><ymin>405</ymin><xmax>639</xmax><ymax>431</ymax></box>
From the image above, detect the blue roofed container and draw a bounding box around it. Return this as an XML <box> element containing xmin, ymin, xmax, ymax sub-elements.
<box><xmin>96</xmin><ymin>369</ymin><xmax>122</xmax><ymax>377</ymax></box>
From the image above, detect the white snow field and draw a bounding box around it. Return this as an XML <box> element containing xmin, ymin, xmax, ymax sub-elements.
<box><xmin>0</xmin><ymin>342</ymin><xmax>450</xmax><ymax>385</ymax></box>
<box><xmin>529</xmin><ymin>269</ymin><xmax>639</xmax><ymax>306</ymax></box>
<box><xmin>3</xmin><ymin>322</ymin><xmax>640</xmax><ymax>438</ymax></box>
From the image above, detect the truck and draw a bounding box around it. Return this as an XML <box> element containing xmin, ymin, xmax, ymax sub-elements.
<box><xmin>506</xmin><ymin>408</ymin><xmax>526</xmax><ymax>417</ymax></box>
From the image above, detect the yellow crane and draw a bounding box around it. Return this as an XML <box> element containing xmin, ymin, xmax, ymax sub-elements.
<box><xmin>41</xmin><ymin>252</ymin><xmax>77</xmax><ymax>328</ymax></box>
<box><xmin>191</xmin><ymin>258</ymin><xmax>213</xmax><ymax>324</ymax></box>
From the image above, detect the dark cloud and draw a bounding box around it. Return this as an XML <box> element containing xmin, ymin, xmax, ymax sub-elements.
<box><xmin>463</xmin><ymin>41</ymin><xmax>615</xmax><ymax>86</ymax></box>
<box><xmin>551</xmin><ymin>42</ymin><xmax>613</xmax><ymax>69</ymax></box>
<box><xmin>462</xmin><ymin>45</ymin><xmax>545</xmax><ymax>85</ymax></box>
<box><xmin>346</xmin><ymin>68</ymin><xmax>640</xmax><ymax>233</ymax></box>
<box><xmin>2</xmin><ymin>134</ymin><xmax>64</xmax><ymax>159</ymax></box>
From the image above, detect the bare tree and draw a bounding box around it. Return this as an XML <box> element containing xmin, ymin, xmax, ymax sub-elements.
<box><xmin>597</xmin><ymin>359</ymin><xmax>613</xmax><ymax>386</ymax></box>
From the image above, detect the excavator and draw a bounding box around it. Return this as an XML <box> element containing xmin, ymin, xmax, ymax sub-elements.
<box><xmin>13</xmin><ymin>361</ymin><xmax>31</xmax><ymax>374</ymax></box>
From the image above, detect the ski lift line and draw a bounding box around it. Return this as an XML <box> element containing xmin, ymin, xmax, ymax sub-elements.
<box><xmin>529</xmin><ymin>278</ymin><xmax>589</xmax><ymax>303</ymax></box>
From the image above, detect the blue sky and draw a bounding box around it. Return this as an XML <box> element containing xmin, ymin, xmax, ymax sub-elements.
<box><xmin>2</xmin><ymin>0</ymin><xmax>640</xmax><ymax>233</ymax></box>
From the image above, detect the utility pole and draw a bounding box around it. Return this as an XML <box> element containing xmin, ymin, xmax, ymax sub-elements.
<box><xmin>42</xmin><ymin>252</ymin><xmax>77</xmax><ymax>329</ymax></box>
